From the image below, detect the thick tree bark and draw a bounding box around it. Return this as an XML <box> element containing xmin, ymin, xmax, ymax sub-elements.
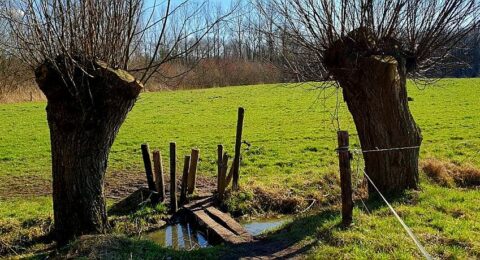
<box><xmin>325</xmin><ymin>29</ymin><xmax>422</xmax><ymax>195</ymax></box>
<box><xmin>338</xmin><ymin>56</ymin><xmax>422</xmax><ymax>194</ymax></box>
<box><xmin>35</xmin><ymin>59</ymin><xmax>142</xmax><ymax>244</ymax></box>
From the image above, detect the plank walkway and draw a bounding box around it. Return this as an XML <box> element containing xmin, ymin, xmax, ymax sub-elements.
<box><xmin>182</xmin><ymin>197</ymin><xmax>254</xmax><ymax>245</ymax></box>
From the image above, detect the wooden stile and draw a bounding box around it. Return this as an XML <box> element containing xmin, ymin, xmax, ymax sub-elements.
<box><xmin>141</xmin><ymin>144</ymin><xmax>156</xmax><ymax>192</ymax></box>
<box><xmin>169</xmin><ymin>142</ymin><xmax>178</xmax><ymax>213</ymax></box>
<box><xmin>217</xmin><ymin>145</ymin><xmax>224</xmax><ymax>192</ymax></box>
<box><xmin>153</xmin><ymin>150</ymin><xmax>166</xmax><ymax>201</ymax></box>
<box><xmin>232</xmin><ymin>107</ymin><xmax>245</xmax><ymax>190</ymax></box>
<box><xmin>225</xmin><ymin>165</ymin><xmax>233</xmax><ymax>188</ymax></box>
<box><xmin>187</xmin><ymin>149</ymin><xmax>200</xmax><ymax>194</ymax></box>
<box><xmin>180</xmin><ymin>155</ymin><xmax>191</xmax><ymax>205</ymax></box>
<box><xmin>218</xmin><ymin>153</ymin><xmax>229</xmax><ymax>201</ymax></box>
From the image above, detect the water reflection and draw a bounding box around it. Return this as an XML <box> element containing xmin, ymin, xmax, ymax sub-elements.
<box><xmin>145</xmin><ymin>217</ymin><xmax>289</xmax><ymax>250</ymax></box>
<box><xmin>146</xmin><ymin>222</ymin><xmax>209</xmax><ymax>250</ymax></box>
<box><xmin>241</xmin><ymin>218</ymin><xmax>288</xmax><ymax>236</ymax></box>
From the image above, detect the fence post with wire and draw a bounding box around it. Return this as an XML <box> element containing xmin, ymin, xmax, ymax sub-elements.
<box><xmin>337</xmin><ymin>130</ymin><xmax>353</xmax><ymax>226</ymax></box>
<box><xmin>347</xmin><ymin>138</ymin><xmax>432</xmax><ymax>259</ymax></box>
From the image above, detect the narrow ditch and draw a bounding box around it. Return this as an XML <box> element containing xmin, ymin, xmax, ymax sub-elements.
<box><xmin>143</xmin><ymin>217</ymin><xmax>289</xmax><ymax>250</ymax></box>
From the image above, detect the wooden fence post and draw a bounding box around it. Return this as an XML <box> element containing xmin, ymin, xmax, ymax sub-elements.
<box><xmin>187</xmin><ymin>149</ymin><xmax>200</xmax><ymax>194</ymax></box>
<box><xmin>180</xmin><ymin>155</ymin><xmax>191</xmax><ymax>206</ymax></box>
<box><xmin>218</xmin><ymin>153</ymin><xmax>229</xmax><ymax>201</ymax></box>
<box><xmin>141</xmin><ymin>144</ymin><xmax>156</xmax><ymax>192</ymax></box>
<box><xmin>225</xmin><ymin>165</ymin><xmax>233</xmax><ymax>188</ymax></box>
<box><xmin>153</xmin><ymin>150</ymin><xmax>166</xmax><ymax>202</ymax></box>
<box><xmin>337</xmin><ymin>131</ymin><xmax>353</xmax><ymax>226</ymax></box>
<box><xmin>170</xmin><ymin>142</ymin><xmax>178</xmax><ymax>213</ymax></box>
<box><xmin>232</xmin><ymin>107</ymin><xmax>245</xmax><ymax>190</ymax></box>
<box><xmin>217</xmin><ymin>145</ymin><xmax>224</xmax><ymax>192</ymax></box>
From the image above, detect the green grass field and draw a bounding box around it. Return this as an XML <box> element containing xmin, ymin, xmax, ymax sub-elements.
<box><xmin>0</xmin><ymin>78</ymin><xmax>479</xmax><ymax>258</ymax></box>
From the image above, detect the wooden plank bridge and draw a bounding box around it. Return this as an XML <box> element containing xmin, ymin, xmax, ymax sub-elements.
<box><xmin>178</xmin><ymin>197</ymin><xmax>254</xmax><ymax>245</ymax></box>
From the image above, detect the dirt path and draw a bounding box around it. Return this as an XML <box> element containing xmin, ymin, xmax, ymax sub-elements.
<box><xmin>223</xmin><ymin>236</ymin><xmax>315</xmax><ymax>259</ymax></box>
<box><xmin>0</xmin><ymin>170</ymin><xmax>216</xmax><ymax>201</ymax></box>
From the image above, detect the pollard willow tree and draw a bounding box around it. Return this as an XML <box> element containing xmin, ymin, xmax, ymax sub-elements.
<box><xmin>1</xmin><ymin>0</ymin><xmax>229</xmax><ymax>244</ymax></box>
<box><xmin>261</xmin><ymin>0</ymin><xmax>479</xmax><ymax>194</ymax></box>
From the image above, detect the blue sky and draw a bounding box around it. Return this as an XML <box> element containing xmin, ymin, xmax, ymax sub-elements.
<box><xmin>145</xmin><ymin>0</ymin><xmax>235</xmax><ymax>7</ymax></box>
<box><xmin>143</xmin><ymin>0</ymin><xmax>239</xmax><ymax>18</ymax></box>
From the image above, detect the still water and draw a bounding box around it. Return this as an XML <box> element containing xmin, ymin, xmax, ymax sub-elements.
<box><xmin>241</xmin><ymin>218</ymin><xmax>289</xmax><ymax>236</ymax></box>
<box><xmin>146</xmin><ymin>217</ymin><xmax>289</xmax><ymax>250</ymax></box>
<box><xmin>145</xmin><ymin>222</ymin><xmax>209</xmax><ymax>250</ymax></box>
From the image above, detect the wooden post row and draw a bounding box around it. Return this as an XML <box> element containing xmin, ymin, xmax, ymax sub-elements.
<box><xmin>170</xmin><ymin>142</ymin><xmax>178</xmax><ymax>213</ymax></box>
<box><xmin>337</xmin><ymin>131</ymin><xmax>353</xmax><ymax>226</ymax></box>
<box><xmin>187</xmin><ymin>149</ymin><xmax>200</xmax><ymax>194</ymax></box>
<box><xmin>218</xmin><ymin>153</ymin><xmax>229</xmax><ymax>201</ymax></box>
<box><xmin>153</xmin><ymin>150</ymin><xmax>166</xmax><ymax>202</ymax></box>
<box><xmin>141</xmin><ymin>144</ymin><xmax>156</xmax><ymax>192</ymax></box>
<box><xmin>232</xmin><ymin>107</ymin><xmax>245</xmax><ymax>190</ymax></box>
<box><xmin>225</xmin><ymin>166</ymin><xmax>234</xmax><ymax>188</ymax></box>
<box><xmin>217</xmin><ymin>145</ymin><xmax>224</xmax><ymax>192</ymax></box>
<box><xmin>180</xmin><ymin>156</ymin><xmax>191</xmax><ymax>206</ymax></box>
<box><xmin>216</xmin><ymin>144</ymin><xmax>235</xmax><ymax>201</ymax></box>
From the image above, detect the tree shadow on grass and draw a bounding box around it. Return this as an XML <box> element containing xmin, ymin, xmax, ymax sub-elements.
<box><xmin>227</xmin><ymin>191</ymin><xmax>421</xmax><ymax>259</ymax></box>
<box><xmin>355</xmin><ymin>189</ymin><xmax>420</xmax><ymax>214</ymax></box>
<box><xmin>22</xmin><ymin>192</ymin><xmax>417</xmax><ymax>260</ymax></box>
<box><xmin>222</xmin><ymin>209</ymin><xmax>340</xmax><ymax>259</ymax></box>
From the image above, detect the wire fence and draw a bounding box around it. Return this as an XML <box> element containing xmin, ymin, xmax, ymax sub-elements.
<box><xmin>352</xmin><ymin>146</ymin><xmax>421</xmax><ymax>154</ymax></box>
<box><xmin>347</xmin><ymin>145</ymin><xmax>433</xmax><ymax>260</ymax></box>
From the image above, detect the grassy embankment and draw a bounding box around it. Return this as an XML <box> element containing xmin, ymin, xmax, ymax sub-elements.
<box><xmin>0</xmin><ymin>79</ymin><xmax>479</xmax><ymax>258</ymax></box>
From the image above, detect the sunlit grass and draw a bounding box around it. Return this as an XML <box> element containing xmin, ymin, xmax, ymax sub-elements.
<box><xmin>0</xmin><ymin>78</ymin><xmax>479</xmax><ymax>258</ymax></box>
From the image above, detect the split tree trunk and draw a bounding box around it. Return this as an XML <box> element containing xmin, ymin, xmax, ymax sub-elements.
<box><xmin>35</xmin><ymin>59</ymin><xmax>142</xmax><ymax>244</ymax></box>
<box><xmin>338</xmin><ymin>56</ymin><xmax>422</xmax><ymax>194</ymax></box>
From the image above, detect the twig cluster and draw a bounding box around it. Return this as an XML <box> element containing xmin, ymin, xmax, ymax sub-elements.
<box><xmin>256</xmin><ymin>0</ymin><xmax>479</xmax><ymax>83</ymax></box>
<box><xmin>0</xmin><ymin>0</ymin><xmax>233</xmax><ymax>93</ymax></box>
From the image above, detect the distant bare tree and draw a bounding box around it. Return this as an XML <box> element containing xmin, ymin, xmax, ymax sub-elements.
<box><xmin>0</xmin><ymin>17</ymin><xmax>31</xmax><ymax>98</ymax></box>
<box><xmin>259</xmin><ymin>0</ymin><xmax>479</xmax><ymax>194</ymax></box>
<box><xmin>447</xmin><ymin>25</ymin><xmax>480</xmax><ymax>77</ymax></box>
<box><xmin>473</xmin><ymin>26</ymin><xmax>480</xmax><ymax>77</ymax></box>
<box><xmin>0</xmin><ymin>0</ymin><xmax>230</xmax><ymax>244</ymax></box>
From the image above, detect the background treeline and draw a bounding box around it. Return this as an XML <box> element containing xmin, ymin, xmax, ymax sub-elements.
<box><xmin>0</xmin><ymin>0</ymin><xmax>479</xmax><ymax>102</ymax></box>
<box><xmin>436</xmin><ymin>27</ymin><xmax>480</xmax><ymax>78</ymax></box>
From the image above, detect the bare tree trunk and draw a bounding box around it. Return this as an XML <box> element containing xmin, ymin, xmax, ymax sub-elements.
<box><xmin>35</xmin><ymin>59</ymin><xmax>142</xmax><ymax>244</ymax></box>
<box><xmin>337</xmin><ymin>55</ymin><xmax>422</xmax><ymax>194</ymax></box>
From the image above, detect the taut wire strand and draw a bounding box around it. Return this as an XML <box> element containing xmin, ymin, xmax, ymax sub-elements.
<box><xmin>362</xmin><ymin>169</ymin><xmax>432</xmax><ymax>260</ymax></box>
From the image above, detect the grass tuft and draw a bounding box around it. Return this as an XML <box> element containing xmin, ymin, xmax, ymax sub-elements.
<box><xmin>421</xmin><ymin>159</ymin><xmax>456</xmax><ymax>187</ymax></box>
<box><xmin>422</xmin><ymin>159</ymin><xmax>480</xmax><ymax>188</ymax></box>
<box><xmin>222</xmin><ymin>185</ymin><xmax>307</xmax><ymax>216</ymax></box>
<box><xmin>63</xmin><ymin>234</ymin><xmax>222</xmax><ymax>259</ymax></box>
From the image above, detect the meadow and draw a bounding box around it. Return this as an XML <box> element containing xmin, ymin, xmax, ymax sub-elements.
<box><xmin>0</xmin><ymin>78</ymin><xmax>479</xmax><ymax>258</ymax></box>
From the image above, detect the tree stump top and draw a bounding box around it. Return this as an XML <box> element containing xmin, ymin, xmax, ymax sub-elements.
<box><xmin>35</xmin><ymin>57</ymin><xmax>143</xmax><ymax>101</ymax></box>
<box><xmin>96</xmin><ymin>61</ymin><xmax>143</xmax><ymax>87</ymax></box>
